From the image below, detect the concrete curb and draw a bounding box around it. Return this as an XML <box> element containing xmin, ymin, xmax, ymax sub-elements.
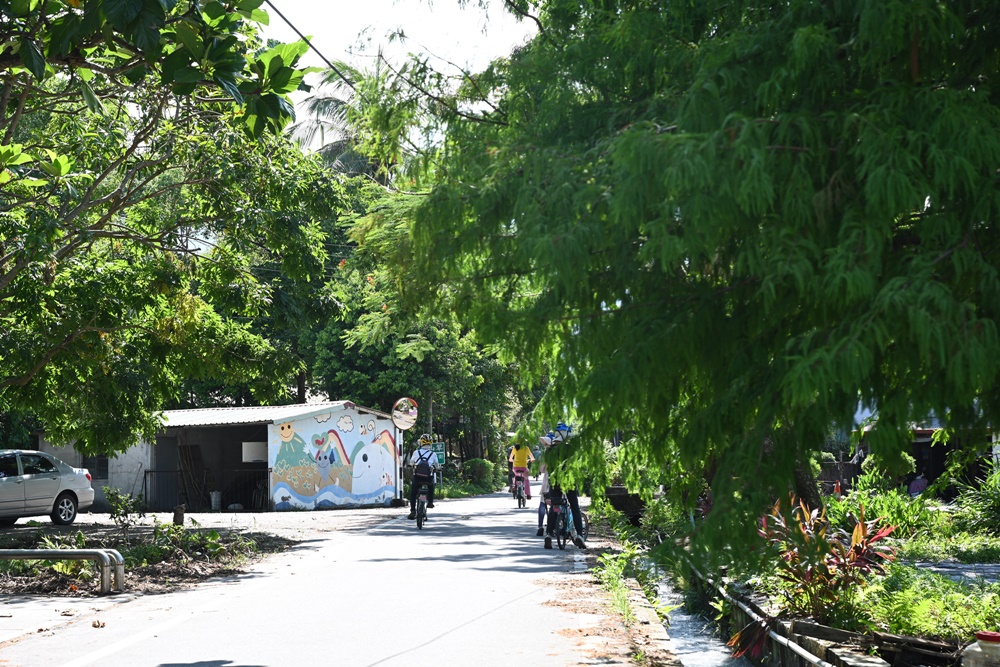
<box><xmin>583</xmin><ymin>510</ymin><xmax>679</xmax><ymax>666</ymax></box>
<box><xmin>624</xmin><ymin>576</ymin><xmax>682</xmax><ymax>666</ymax></box>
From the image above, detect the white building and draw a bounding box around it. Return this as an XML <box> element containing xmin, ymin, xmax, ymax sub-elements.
<box><xmin>40</xmin><ymin>401</ymin><xmax>402</xmax><ymax>512</ymax></box>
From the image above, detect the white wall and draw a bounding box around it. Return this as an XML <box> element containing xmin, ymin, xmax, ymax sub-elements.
<box><xmin>36</xmin><ymin>435</ymin><xmax>151</xmax><ymax>513</ymax></box>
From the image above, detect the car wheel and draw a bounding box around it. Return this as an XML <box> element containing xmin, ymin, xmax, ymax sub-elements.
<box><xmin>0</xmin><ymin>518</ymin><xmax>17</xmax><ymax>528</ymax></box>
<box><xmin>51</xmin><ymin>493</ymin><xmax>78</xmax><ymax>525</ymax></box>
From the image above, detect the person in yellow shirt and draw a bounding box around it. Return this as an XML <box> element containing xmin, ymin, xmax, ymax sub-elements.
<box><xmin>508</xmin><ymin>443</ymin><xmax>535</xmax><ymax>500</ymax></box>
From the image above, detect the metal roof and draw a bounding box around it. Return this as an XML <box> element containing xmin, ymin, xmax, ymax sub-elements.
<box><xmin>159</xmin><ymin>401</ymin><xmax>390</xmax><ymax>428</ymax></box>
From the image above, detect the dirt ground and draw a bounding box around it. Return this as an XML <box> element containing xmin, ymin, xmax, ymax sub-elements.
<box><xmin>0</xmin><ymin>506</ymin><xmax>678</xmax><ymax>666</ymax></box>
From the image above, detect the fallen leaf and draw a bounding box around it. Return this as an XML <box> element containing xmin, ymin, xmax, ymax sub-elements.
<box><xmin>92</xmin><ymin>620</ymin><xmax>105</xmax><ymax>628</ymax></box>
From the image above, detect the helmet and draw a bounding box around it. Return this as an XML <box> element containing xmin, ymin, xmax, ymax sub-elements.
<box><xmin>418</xmin><ymin>433</ymin><xmax>433</xmax><ymax>446</ymax></box>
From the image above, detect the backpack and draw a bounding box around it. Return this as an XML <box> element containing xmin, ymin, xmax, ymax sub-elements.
<box><xmin>414</xmin><ymin>449</ymin><xmax>433</xmax><ymax>477</ymax></box>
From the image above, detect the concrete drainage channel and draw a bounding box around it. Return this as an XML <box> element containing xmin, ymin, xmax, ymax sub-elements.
<box><xmin>656</xmin><ymin>578</ymin><xmax>752</xmax><ymax>667</ymax></box>
<box><xmin>0</xmin><ymin>549</ymin><xmax>125</xmax><ymax>595</ymax></box>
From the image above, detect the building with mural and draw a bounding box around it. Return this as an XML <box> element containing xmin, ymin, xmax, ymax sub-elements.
<box><xmin>38</xmin><ymin>401</ymin><xmax>402</xmax><ymax>512</ymax></box>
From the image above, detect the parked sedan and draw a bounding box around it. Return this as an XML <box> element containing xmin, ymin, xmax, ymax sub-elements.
<box><xmin>0</xmin><ymin>450</ymin><xmax>95</xmax><ymax>526</ymax></box>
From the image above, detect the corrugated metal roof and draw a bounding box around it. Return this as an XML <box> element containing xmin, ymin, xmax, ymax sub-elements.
<box><xmin>159</xmin><ymin>401</ymin><xmax>389</xmax><ymax>428</ymax></box>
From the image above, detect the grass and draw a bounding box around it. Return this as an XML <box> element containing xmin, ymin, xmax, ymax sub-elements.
<box><xmin>894</xmin><ymin>533</ymin><xmax>1000</xmax><ymax>564</ymax></box>
<box><xmin>595</xmin><ymin>548</ymin><xmax>639</xmax><ymax>627</ymax></box>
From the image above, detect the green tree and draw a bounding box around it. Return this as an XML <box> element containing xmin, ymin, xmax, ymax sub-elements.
<box><xmin>0</xmin><ymin>0</ymin><xmax>324</xmax><ymax>452</ymax></box>
<box><xmin>349</xmin><ymin>0</ymin><xmax>1000</xmax><ymax>556</ymax></box>
<box><xmin>312</xmin><ymin>184</ymin><xmax>533</xmax><ymax>462</ymax></box>
<box><xmin>292</xmin><ymin>62</ymin><xmax>394</xmax><ymax>181</ymax></box>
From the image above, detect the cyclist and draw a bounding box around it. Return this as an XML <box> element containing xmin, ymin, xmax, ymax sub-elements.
<box><xmin>540</xmin><ymin>423</ymin><xmax>586</xmax><ymax>550</ymax></box>
<box><xmin>508</xmin><ymin>443</ymin><xmax>535</xmax><ymax>501</ymax></box>
<box><xmin>407</xmin><ymin>433</ymin><xmax>440</xmax><ymax>520</ymax></box>
<box><xmin>535</xmin><ymin>432</ymin><xmax>554</xmax><ymax>536</ymax></box>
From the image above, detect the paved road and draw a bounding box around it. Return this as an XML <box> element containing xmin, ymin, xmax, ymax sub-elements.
<box><xmin>0</xmin><ymin>492</ymin><xmax>647</xmax><ymax>667</ymax></box>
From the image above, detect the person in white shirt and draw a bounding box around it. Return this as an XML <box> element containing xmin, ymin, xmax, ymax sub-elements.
<box><xmin>407</xmin><ymin>433</ymin><xmax>440</xmax><ymax>520</ymax></box>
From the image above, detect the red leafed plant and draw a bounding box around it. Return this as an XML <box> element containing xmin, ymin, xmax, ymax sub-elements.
<box><xmin>727</xmin><ymin>617</ymin><xmax>773</xmax><ymax>659</ymax></box>
<box><xmin>757</xmin><ymin>496</ymin><xmax>897</xmax><ymax>624</ymax></box>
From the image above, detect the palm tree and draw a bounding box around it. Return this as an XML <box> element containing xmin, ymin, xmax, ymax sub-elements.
<box><xmin>292</xmin><ymin>60</ymin><xmax>391</xmax><ymax>181</ymax></box>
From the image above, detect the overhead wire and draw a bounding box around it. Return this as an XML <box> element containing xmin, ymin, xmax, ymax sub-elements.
<box><xmin>261</xmin><ymin>0</ymin><xmax>367</xmax><ymax>101</ymax></box>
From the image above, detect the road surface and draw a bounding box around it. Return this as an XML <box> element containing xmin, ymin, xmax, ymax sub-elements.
<box><xmin>0</xmin><ymin>491</ymin><xmax>669</xmax><ymax>666</ymax></box>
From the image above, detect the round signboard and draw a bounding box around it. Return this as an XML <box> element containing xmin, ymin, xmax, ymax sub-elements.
<box><xmin>391</xmin><ymin>397</ymin><xmax>419</xmax><ymax>430</ymax></box>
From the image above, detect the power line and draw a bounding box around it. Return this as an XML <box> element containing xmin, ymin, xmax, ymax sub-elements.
<box><xmin>262</xmin><ymin>0</ymin><xmax>362</xmax><ymax>97</ymax></box>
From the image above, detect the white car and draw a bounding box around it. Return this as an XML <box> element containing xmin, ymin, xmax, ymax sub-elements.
<box><xmin>0</xmin><ymin>450</ymin><xmax>95</xmax><ymax>526</ymax></box>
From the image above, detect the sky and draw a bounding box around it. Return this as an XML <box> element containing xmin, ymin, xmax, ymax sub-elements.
<box><xmin>259</xmin><ymin>0</ymin><xmax>537</xmax><ymax>77</ymax></box>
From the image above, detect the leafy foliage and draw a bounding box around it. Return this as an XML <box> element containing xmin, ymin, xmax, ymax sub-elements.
<box><xmin>896</xmin><ymin>533</ymin><xmax>1000</xmax><ymax>565</ymax></box>
<box><xmin>344</xmin><ymin>0</ymin><xmax>1000</xmax><ymax>557</ymax></box>
<box><xmin>953</xmin><ymin>459</ymin><xmax>1000</xmax><ymax>534</ymax></box>
<box><xmin>857</xmin><ymin>564</ymin><xmax>1000</xmax><ymax>641</ymax></box>
<box><xmin>0</xmin><ymin>3</ymin><xmax>325</xmax><ymax>452</ymax></box>
<box><xmin>459</xmin><ymin>458</ymin><xmax>495</xmax><ymax>487</ymax></box>
<box><xmin>759</xmin><ymin>497</ymin><xmax>896</xmax><ymax>624</ymax></box>
<box><xmin>825</xmin><ymin>486</ymin><xmax>941</xmax><ymax>539</ymax></box>
<box><xmin>104</xmin><ymin>487</ymin><xmax>146</xmax><ymax>544</ymax></box>
<box><xmin>595</xmin><ymin>544</ymin><xmax>641</xmax><ymax>627</ymax></box>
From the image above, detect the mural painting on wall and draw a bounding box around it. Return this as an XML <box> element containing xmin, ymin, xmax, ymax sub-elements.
<box><xmin>270</xmin><ymin>411</ymin><xmax>398</xmax><ymax>510</ymax></box>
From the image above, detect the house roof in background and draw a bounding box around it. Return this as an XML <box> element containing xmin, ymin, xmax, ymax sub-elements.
<box><xmin>159</xmin><ymin>401</ymin><xmax>390</xmax><ymax>428</ymax></box>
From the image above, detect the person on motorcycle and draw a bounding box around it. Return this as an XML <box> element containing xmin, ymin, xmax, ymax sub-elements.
<box><xmin>508</xmin><ymin>442</ymin><xmax>535</xmax><ymax>500</ymax></box>
<box><xmin>540</xmin><ymin>423</ymin><xmax>586</xmax><ymax>550</ymax></box>
<box><xmin>407</xmin><ymin>433</ymin><xmax>440</xmax><ymax>520</ymax></box>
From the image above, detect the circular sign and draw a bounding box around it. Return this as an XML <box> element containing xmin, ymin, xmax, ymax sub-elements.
<box><xmin>391</xmin><ymin>397</ymin><xmax>419</xmax><ymax>430</ymax></box>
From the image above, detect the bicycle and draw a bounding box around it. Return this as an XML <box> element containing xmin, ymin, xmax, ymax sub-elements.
<box><xmin>513</xmin><ymin>471</ymin><xmax>527</xmax><ymax>508</ymax></box>
<box><xmin>410</xmin><ymin>462</ymin><xmax>439</xmax><ymax>530</ymax></box>
<box><xmin>414</xmin><ymin>478</ymin><xmax>431</xmax><ymax>529</ymax></box>
<box><xmin>546</xmin><ymin>489</ymin><xmax>589</xmax><ymax>549</ymax></box>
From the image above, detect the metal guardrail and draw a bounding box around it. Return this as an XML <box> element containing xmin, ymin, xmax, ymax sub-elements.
<box><xmin>0</xmin><ymin>549</ymin><xmax>125</xmax><ymax>595</ymax></box>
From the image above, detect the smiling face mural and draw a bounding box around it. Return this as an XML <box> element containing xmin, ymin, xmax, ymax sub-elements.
<box><xmin>269</xmin><ymin>408</ymin><xmax>397</xmax><ymax>510</ymax></box>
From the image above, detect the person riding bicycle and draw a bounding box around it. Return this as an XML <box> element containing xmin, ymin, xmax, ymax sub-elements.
<box><xmin>508</xmin><ymin>442</ymin><xmax>535</xmax><ymax>500</ymax></box>
<box><xmin>407</xmin><ymin>433</ymin><xmax>440</xmax><ymax>520</ymax></box>
<box><xmin>539</xmin><ymin>423</ymin><xmax>586</xmax><ymax>550</ymax></box>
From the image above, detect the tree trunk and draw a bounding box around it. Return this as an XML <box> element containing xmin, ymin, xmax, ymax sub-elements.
<box><xmin>793</xmin><ymin>458</ymin><xmax>823</xmax><ymax>511</ymax></box>
<box><xmin>296</xmin><ymin>369</ymin><xmax>306</xmax><ymax>404</ymax></box>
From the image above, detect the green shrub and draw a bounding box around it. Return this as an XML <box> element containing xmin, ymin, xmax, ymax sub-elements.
<box><xmin>638</xmin><ymin>496</ymin><xmax>692</xmax><ymax>542</ymax></box>
<box><xmin>858</xmin><ymin>452</ymin><xmax>916</xmax><ymax>491</ymax></box>
<box><xmin>896</xmin><ymin>533</ymin><xmax>1000</xmax><ymax>564</ymax></box>
<box><xmin>104</xmin><ymin>486</ymin><xmax>145</xmax><ymax>544</ymax></box>
<box><xmin>462</xmin><ymin>458</ymin><xmax>495</xmax><ymax>487</ymax></box>
<box><xmin>826</xmin><ymin>487</ymin><xmax>943</xmax><ymax>539</ymax></box>
<box><xmin>858</xmin><ymin>563</ymin><xmax>1000</xmax><ymax>641</ymax></box>
<box><xmin>493</xmin><ymin>459</ymin><xmax>509</xmax><ymax>489</ymax></box>
<box><xmin>953</xmin><ymin>459</ymin><xmax>1000</xmax><ymax>534</ymax></box>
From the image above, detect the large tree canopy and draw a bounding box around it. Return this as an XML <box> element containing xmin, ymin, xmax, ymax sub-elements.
<box><xmin>0</xmin><ymin>0</ymin><xmax>324</xmax><ymax>452</ymax></box>
<box><xmin>353</xmin><ymin>0</ymin><xmax>1000</xmax><ymax>550</ymax></box>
